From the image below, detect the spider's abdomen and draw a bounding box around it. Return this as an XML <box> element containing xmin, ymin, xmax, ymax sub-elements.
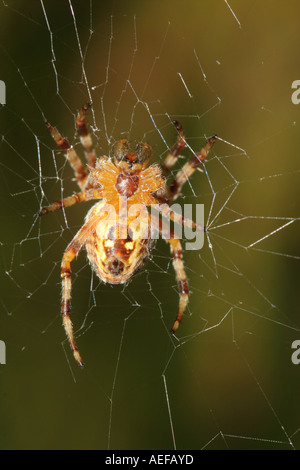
<box><xmin>86</xmin><ymin>233</ymin><xmax>153</xmax><ymax>284</ymax></box>
<box><xmin>85</xmin><ymin>201</ymin><xmax>154</xmax><ymax>284</ymax></box>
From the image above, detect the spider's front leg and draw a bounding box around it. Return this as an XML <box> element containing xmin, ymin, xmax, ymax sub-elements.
<box><xmin>46</xmin><ymin>121</ymin><xmax>88</xmax><ymax>190</ymax></box>
<box><xmin>76</xmin><ymin>103</ymin><xmax>97</xmax><ymax>169</ymax></box>
<box><xmin>60</xmin><ymin>213</ymin><xmax>100</xmax><ymax>367</ymax></box>
<box><xmin>161</xmin><ymin>121</ymin><xmax>186</xmax><ymax>178</ymax></box>
<box><xmin>168</xmin><ymin>134</ymin><xmax>217</xmax><ymax>203</ymax></box>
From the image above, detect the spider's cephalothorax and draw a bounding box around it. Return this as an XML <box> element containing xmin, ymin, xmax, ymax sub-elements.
<box><xmin>40</xmin><ymin>104</ymin><xmax>216</xmax><ymax>366</ymax></box>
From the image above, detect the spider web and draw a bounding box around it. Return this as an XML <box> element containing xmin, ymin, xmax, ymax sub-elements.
<box><xmin>0</xmin><ymin>0</ymin><xmax>299</xmax><ymax>451</ymax></box>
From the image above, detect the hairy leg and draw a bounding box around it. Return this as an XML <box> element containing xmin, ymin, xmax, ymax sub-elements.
<box><xmin>161</xmin><ymin>121</ymin><xmax>186</xmax><ymax>177</ymax></box>
<box><xmin>60</xmin><ymin>213</ymin><xmax>102</xmax><ymax>366</ymax></box>
<box><xmin>168</xmin><ymin>135</ymin><xmax>217</xmax><ymax>202</ymax></box>
<box><xmin>38</xmin><ymin>188</ymin><xmax>102</xmax><ymax>216</ymax></box>
<box><xmin>46</xmin><ymin>121</ymin><xmax>88</xmax><ymax>189</ymax></box>
<box><xmin>76</xmin><ymin>103</ymin><xmax>97</xmax><ymax>169</ymax></box>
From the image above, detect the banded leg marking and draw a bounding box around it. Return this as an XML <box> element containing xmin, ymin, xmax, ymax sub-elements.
<box><xmin>168</xmin><ymin>135</ymin><xmax>217</xmax><ymax>202</ymax></box>
<box><xmin>76</xmin><ymin>103</ymin><xmax>97</xmax><ymax>169</ymax></box>
<box><xmin>60</xmin><ymin>213</ymin><xmax>102</xmax><ymax>367</ymax></box>
<box><xmin>157</xmin><ymin>203</ymin><xmax>204</xmax><ymax>233</ymax></box>
<box><xmin>39</xmin><ymin>191</ymin><xmax>87</xmax><ymax>216</ymax></box>
<box><xmin>168</xmin><ymin>238</ymin><xmax>189</xmax><ymax>332</ymax></box>
<box><xmin>161</xmin><ymin>121</ymin><xmax>186</xmax><ymax>177</ymax></box>
<box><xmin>61</xmin><ymin>244</ymin><xmax>84</xmax><ymax>367</ymax></box>
<box><xmin>46</xmin><ymin>121</ymin><xmax>88</xmax><ymax>190</ymax></box>
<box><xmin>38</xmin><ymin>188</ymin><xmax>103</xmax><ymax>217</ymax></box>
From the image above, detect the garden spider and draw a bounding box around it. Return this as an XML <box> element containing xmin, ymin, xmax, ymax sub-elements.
<box><xmin>39</xmin><ymin>103</ymin><xmax>216</xmax><ymax>366</ymax></box>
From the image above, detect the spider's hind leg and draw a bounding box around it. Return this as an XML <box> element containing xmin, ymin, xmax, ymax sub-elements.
<box><xmin>167</xmin><ymin>238</ymin><xmax>189</xmax><ymax>333</ymax></box>
<box><xmin>60</xmin><ymin>212</ymin><xmax>101</xmax><ymax>367</ymax></box>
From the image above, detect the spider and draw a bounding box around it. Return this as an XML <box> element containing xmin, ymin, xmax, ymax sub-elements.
<box><xmin>39</xmin><ymin>103</ymin><xmax>216</xmax><ymax>366</ymax></box>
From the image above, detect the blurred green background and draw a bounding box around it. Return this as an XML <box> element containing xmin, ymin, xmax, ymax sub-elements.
<box><xmin>0</xmin><ymin>0</ymin><xmax>299</xmax><ymax>450</ymax></box>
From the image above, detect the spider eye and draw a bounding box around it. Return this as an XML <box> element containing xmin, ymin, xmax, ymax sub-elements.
<box><xmin>135</xmin><ymin>142</ymin><xmax>152</xmax><ymax>163</ymax></box>
<box><xmin>112</xmin><ymin>139</ymin><xmax>129</xmax><ymax>161</ymax></box>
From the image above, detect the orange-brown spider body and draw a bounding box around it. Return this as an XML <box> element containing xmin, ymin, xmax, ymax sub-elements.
<box><xmin>40</xmin><ymin>104</ymin><xmax>216</xmax><ymax>366</ymax></box>
<box><xmin>84</xmin><ymin>156</ymin><xmax>164</xmax><ymax>284</ymax></box>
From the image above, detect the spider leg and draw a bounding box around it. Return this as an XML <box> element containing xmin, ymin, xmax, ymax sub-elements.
<box><xmin>38</xmin><ymin>188</ymin><xmax>102</xmax><ymax>216</ymax></box>
<box><xmin>150</xmin><ymin>214</ymin><xmax>189</xmax><ymax>333</ymax></box>
<box><xmin>61</xmin><ymin>212</ymin><xmax>101</xmax><ymax>367</ymax></box>
<box><xmin>168</xmin><ymin>135</ymin><xmax>217</xmax><ymax>202</ymax></box>
<box><xmin>157</xmin><ymin>203</ymin><xmax>204</xmax><ymax>232</ymax></box>
<box><xmin>76</xmin><ymin>103</ymin><xmax>97</xmax><ymax>169</ymax></box>
<box><xmin>46</xmin><ymin>121</ymin><xmax>88</xmax><ymax>190</ymax></box>
<box><xmin>161</xmin><ymin>121</ymin><xmax>186</xmax><ymax>177</ymax></box>
<box><xmin>168</xmin><ymin>238</ymin><xmax>189</xmax><ymax>332</ymax></box>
